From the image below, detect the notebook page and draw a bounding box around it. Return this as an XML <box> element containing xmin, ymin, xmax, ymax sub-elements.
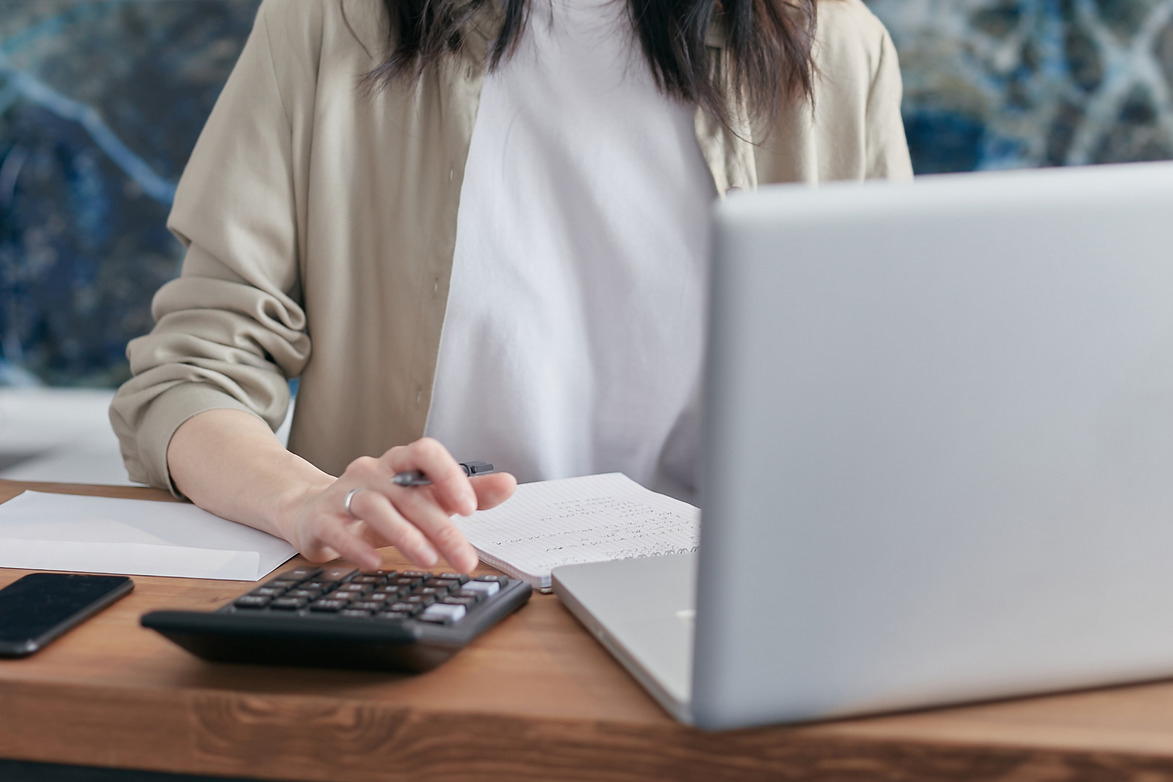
<box><xmin>453</xmin><ymin>473</ymin><xmax>700</xmax><ymax>589</ymax></box>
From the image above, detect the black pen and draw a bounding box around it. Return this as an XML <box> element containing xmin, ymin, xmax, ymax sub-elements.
<box><xmin>391</xmin><ymin>460</ymin><xmax>495</xmax><ymax>487</ymax></box>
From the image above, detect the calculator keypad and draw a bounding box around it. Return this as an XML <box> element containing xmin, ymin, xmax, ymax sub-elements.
<box><xmin>230</xmin><ymin>568</ymin><xmax>510</xmax><ymax>628</ymax></box>
<box><xmin>142</xmin><ymin>565</ymin><xmax>530</xmax><ymax>673</ymax></box>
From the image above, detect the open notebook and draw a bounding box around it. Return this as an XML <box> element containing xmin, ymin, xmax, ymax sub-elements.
<box><xmin>452</xmin><ymin>473</ymin><xmax>699</xmax><ymax>591</ymax></box>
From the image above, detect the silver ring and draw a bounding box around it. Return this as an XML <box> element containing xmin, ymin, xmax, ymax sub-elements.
<box><xmin>343</xmin><ymin>488</ymin><xmax>363</xmax><ymax>519</ymax></box>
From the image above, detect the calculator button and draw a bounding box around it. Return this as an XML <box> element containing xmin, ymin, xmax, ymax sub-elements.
<box><xmin>437</xmin><ymin>573</ymin><xmax>469</xmax><ymax>584</ymax></box>
<box><xmin>440</xmin><ymin>596</ymin><xmax>478</xmax><ymax>608</ymax></box>
<box><xmin>282</xmin><ymin>566</ymin><xmax>323</xmax><ymax>580</ymax></box>
<box><xmin>376</xmin><ymin>610</ymin><xmax>412</xmax><ymax>622</ymax></box>
<box><xmin>340</xmin><ymin>609</ymin><xmax>373</xmax><ymax>618</ymax></box>
<box><xmin>370</xmin><ymin>590</ymin><xmax>404</xmax><ymax>603</ymax></box>
<box><xmin>418</xmin><ymin>586</ymin><xmax>450</xmax><ymax>598</ymax></box>
<box><xmin>309</xmin><ymin>599</ymin><xmax>349</xmax><ymax>612</ymax></box>
<box><xmin>287</xmin><ymin>589</ymin><xmax>321</xmax><ymax>600</ymax></box>
<box><xmin>461</xmin><ymin>580</ymin><xmax>500</xmax><ymax>597</ymax></box>
<box><xmin>472</xmin><ymin>575</ymin><xmax>509</xmax><ymax>585</ymax></box>
<box><xmin>388</xmin><ymin>602</ymin><xmax>422</xmax><ymax>616</ymax></box>
<box><xmin>251</xmin><ymin>586</ymin><xmax>287</xmax><ymax>597</ymax></box>
<box><xmin>452</xmin><ymin>590</ymin><xmax>485</xmax><ymax>604</ymax></box>
<box><xmin>321</xmin><ymin>566</ymin><xmax>358</xmax><ymax>581</ymax></box>
<box><xmin>404</xmin><ymin>594</ymin><xmax>436</xmax><ymax>608</ymax></box>
<box><xmin>348</xmin><ymin>601</ymin><xmax>384</xmax><ymax>612</ymax></box>
<box><xmin>269</xmin><ymin>597</ymin><xmax>307</xmax><ymax>610</ymax></box>
<box><xmin>233</xmin><ymin>595</ymin><xmax>270</xmax><ymax>609</ymax></box>
<box><xmin>419</xmin><ymin>603</ymin><xmax>466</xmax><ymax>624</ymax></box>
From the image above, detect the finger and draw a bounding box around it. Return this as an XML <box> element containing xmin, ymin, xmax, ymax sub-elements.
<box><xmin>385</xmin><ymin>438</ymin><xmax>477</xmax><ymax>516</ymax></box>
<box><xmin>390</xmin><ymin>487</ymin><xmax>479</xmax><ymax>572</ymax></box>
<box><xmin>315</xmin><ymin>515</ymin><xmax>384</xmax><ymax>571</ymax></box>
<box><xmin>345</xmin><ymin>486</ymin><xmax>440</xmax><ymax>568</ymax></box>
<box><xmin>471</xmin><ymin>472</ymin><xmax>517</xmax><ymax>510</ymax></box>
<box><xmin>298</xmin><ymin>540</ymin><xmax>342</xmax><ymax>564</ymax></box>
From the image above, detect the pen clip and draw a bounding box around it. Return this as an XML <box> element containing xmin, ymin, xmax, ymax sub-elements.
<box><xmin>391</xmin><ymin>461</ymin><xmax>495</xmax><ymax>487</ymax></box>
<box><xmin>460</xmin><ymin>461</ymin><xmax>494</xmax><ymax>477</ymax></box>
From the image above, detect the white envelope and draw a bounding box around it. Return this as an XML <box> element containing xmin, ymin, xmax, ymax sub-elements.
<box><xmin>0</xmin><ymin>491</ymin><xmax>296</xmax><ymax>581</ymax></box>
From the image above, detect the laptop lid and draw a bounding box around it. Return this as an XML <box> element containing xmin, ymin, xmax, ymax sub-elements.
<box><xmin>558</xmin><ymin>161</ymin><xmax>1173</xmax><ymax>731</ymax></box>
<box><xmin>692</xmin><ymin>161</ymin><xmax>1173</xmax><ymax>729</ymax></box>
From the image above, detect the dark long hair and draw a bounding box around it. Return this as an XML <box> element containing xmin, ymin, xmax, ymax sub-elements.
<box><xmin>365</xmin><ymin>0</ymin><xmax>819</xmax><ymax>131</ymax></box>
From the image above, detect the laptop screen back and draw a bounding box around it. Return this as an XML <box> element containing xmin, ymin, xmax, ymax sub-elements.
<box><xmin>693</xmin><ymin>162</ymin><xmax>1173</xmax><ymax>730</ymax></box>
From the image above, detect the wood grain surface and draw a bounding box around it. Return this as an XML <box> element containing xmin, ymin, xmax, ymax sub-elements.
<box><xmin>5</xmin><ymin>479</ymin><xmax>1173</xmax><ymax>781</ymax></box>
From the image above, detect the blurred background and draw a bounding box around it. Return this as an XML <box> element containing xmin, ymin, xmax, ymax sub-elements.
<box><xmin>2</xmin><ymin>0</ymin><xmax>1172</xmax><ymax>481</ymax></box>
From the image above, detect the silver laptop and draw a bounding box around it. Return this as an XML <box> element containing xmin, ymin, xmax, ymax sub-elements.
<box><xmin>553</xmin><ymin>161</ymin><xmax>1173</xmax><ymax>731</ymax></box>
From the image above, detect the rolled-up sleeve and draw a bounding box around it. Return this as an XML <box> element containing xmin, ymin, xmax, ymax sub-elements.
<box><xmin>865</xmin><ymin>26</ymin><xmax>913</xmax><ymax>180</ymax></box>
<box><xmin>109</xmin><ymin>0</ymin><xmax>311</xmax><ymax>493</ymax></box>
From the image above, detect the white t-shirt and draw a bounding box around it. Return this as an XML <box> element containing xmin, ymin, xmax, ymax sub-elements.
<box><xmin>425</xmin><ymin>0</ymin><xmax>716</xmax><ymax>502</ymax></box>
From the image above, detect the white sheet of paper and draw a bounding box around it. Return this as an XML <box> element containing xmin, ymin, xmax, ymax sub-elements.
<box><xmin>454</xmin><ymin>473</ymin><xmax>700</xmax><ymax>589</ymax></box>
<box><xmin>0</xmin><ymin>491</ymin><xmax>296</xmax><ymax>581</ymax></box>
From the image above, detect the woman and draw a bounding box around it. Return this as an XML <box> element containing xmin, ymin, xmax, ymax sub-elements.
<box><xmin>110</xmin><ymin>0</ymin><xmax>912</xmax><ymax>574</ymax></box>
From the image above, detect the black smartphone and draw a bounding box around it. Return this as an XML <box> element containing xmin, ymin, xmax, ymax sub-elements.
<box><xmin>0</xmin><ymin>573</ymin><xmax>134</xmax><ymax>658</ymax></box>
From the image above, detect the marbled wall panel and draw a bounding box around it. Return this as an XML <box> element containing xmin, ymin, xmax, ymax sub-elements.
<box><xmin>868</xmin><ymin>0</ymin><xmax>1173</xmax><ymax>172</ymax></box>
<box><xmin>0</xmin><ymin>0</ymin><xmax>260</xmax><ymax>386</ymax></box>
<box><xmin>2</xmin><ymin>0</ymin><xmax>1172</xmax><ymax>386</ymax></box>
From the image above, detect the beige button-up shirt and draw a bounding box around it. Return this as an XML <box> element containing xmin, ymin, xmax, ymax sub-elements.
<box><xmin>110</xmin><ymin>0</ymin><xmax>913</xmax><ymax>491</ymax></box>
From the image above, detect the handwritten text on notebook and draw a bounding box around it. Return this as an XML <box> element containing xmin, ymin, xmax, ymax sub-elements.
<box><xmin>453</xmin><ymin>473</ymin><xmax>700</xmax><ymax>589</ymax></box>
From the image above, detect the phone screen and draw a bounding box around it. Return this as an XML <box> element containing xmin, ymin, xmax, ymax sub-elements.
<box><xmin>0</xmin><ymin>573</ymin><xmax>134</xmax><ymax>657</ymax></box>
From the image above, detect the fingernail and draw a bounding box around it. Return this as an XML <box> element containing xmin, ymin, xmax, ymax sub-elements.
<box><xmin>362</xmin><ymin>553</ymin><xmax>382</xmax><ymax>571</ymax></box>
<box><xmin>417</xmin><ymin>544</ymin><xmax>438</xmax><ymax>567</ymax></box>
<box><xmin>462</xmin><ymin>489</ymin><xmax>477</xmax><ymax>515</ymax></box>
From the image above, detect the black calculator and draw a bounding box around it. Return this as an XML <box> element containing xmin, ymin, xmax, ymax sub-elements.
<box><xmin>141</xmin><ymin>565</ymin><xmax>532</xmax><ymax>672</ymax></box>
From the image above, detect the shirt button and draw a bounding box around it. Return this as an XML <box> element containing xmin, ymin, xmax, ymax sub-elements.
<box><xmin>416</xmin><ymin>389</ymin><xmax>423</xmax><ymax>406</ymax></box>
<box><xmin>448</xmin><ymin>168</ymin><xmax>455</xmax><ymax>183</ymax></box>
<box><xmin>727</xmin><ymin>185</ymin><xmax>743</xmax><ymax>194</ymax></box>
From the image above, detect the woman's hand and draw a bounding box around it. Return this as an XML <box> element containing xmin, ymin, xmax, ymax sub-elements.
<box><xmin>277</xmin><ymin>437</ymin><xmax>516</xmax><ymax>573</ymax></box>
<box><xmin>167</xmin><ymin>411</ymin><xmax>515</xmax><ymax>575</ymax></box>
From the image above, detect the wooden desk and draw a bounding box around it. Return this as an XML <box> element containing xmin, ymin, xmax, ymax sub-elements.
<box><xmin>4</xmin><ymin>480</ymin><xmax>1173</xmax><ymax>781</ymax></box>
